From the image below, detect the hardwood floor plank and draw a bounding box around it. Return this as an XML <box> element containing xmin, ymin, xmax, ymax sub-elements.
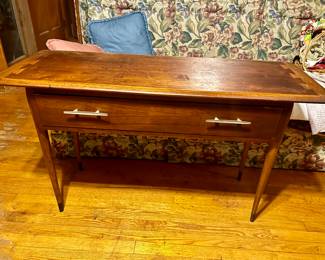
<box><xmin>134</xmin><ymin>241</ymin><xmax>324</xmax><ymax>260</ymax></box>
<box><xmin>1</xmin><ymin>233</ymin><xmax>135</xmax><ymax>256</ymax></box>
<box><xmin>1</xmin><ymin>220</ymin><xmax>325</xmax><ymax>254</ymax></box>
<box><xmin>3</xmin><ymin>247</ymin><xmax>197</xmax><ymax>260</ymax></box>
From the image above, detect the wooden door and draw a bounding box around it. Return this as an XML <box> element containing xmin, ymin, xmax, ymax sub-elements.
<box><xmin>28</xmin><ymin>0</ymin><xmax>74</xmax><ymax>50</ymax></box>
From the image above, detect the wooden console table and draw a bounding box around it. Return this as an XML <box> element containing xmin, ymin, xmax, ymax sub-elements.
<box><xmin>1</xmin><ymin>51</ymin><xmax>324</xmax><ymax>221</ymax></box>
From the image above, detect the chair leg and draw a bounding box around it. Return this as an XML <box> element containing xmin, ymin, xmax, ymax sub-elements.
<box><xmin>237</xmin><ymin>142</ymin><xmax>249</xmax><ymax>181</ymax></box>
<box><xmin>72</xmin><ymin>132</ymin><xmax>83</xmax><ymax>171</ymax></box>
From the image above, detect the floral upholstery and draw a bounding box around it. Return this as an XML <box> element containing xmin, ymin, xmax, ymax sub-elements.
<box><xmin>51</xmin><ymin>127</ymin><xmax>325</xmax><ymax>171</ymax></box>
<box><xmin>50</xmin><ymin>0</ymin><xmax>325</xmax><ymax>171</ymax></box>
<box><xmin>78</xmin><ymin>0</ymin><xmax>324</xmax><ymax>60</ymax></box>
<box><xmin>266</xmin><ymin>0</ymin><xmax>323</xmax><ymax>19</ymax></box>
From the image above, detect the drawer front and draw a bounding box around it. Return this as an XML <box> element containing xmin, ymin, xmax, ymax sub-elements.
<box><xmin>33</xmin><ymin>94</ymin><xmax>284</xmax><ymax>139</ymax></box>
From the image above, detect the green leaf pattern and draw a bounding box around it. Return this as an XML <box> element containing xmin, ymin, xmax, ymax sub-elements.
<box><xmin>78</xmin><ymin>0</ymin><xmax>324</xmax><ymax>61</ymax></box>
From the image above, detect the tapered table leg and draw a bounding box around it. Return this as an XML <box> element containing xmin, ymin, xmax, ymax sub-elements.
<box><xmin>237</xmin><ymin>142</ymin><xmax>249</xmax><ymax>181</ymax></box>
<box><xmin>250</xmin><ymin>143</ymin><xmax>279</xmax><ymax>222</ymax></box>
<box><xmin>38</xmin><ymin>129</ymin><xmax>64</xmax><ymax>211</ymax></box>
<box><xmin>72</xmin><ymin>132</ymin><xmax>83</xmax><ymax>171</ymax></box>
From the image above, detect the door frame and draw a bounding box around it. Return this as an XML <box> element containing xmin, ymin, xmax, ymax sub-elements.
<box><xmin>0</xmin><ymin>39</ymin><xmax>8</xmax><ymax>70</ymax></box>
<box><xmin>11</xmin><ymin>0</ymin><xmax>37</xmax><ymax>57</ymax></box>
<box><xmin>73</xmin><ymin>0</ymin><xmax>83</xmax><ymax>43</ymax></box>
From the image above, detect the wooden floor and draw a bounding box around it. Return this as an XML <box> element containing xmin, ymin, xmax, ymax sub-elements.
<box><xmin>1</xmin><ymin>87</ymin><xmax>325</xmax><ymax>260</ymax></box>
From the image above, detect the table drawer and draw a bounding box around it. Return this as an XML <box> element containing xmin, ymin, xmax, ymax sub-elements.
<box><xmin>33</xmin><ymin>94</ymin><xmax>284</xmax><ymax>139</ymax></box>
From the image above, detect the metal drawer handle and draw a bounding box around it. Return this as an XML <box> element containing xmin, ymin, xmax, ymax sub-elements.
<box><xmin>63</xmin><ymin>109</ymin><xmax>108</xmax><ymax>117</ymax></box>
<box><xmin>206</xmin><ymin>117</ymin><xmax>251</xmax><ymax>125</ymax></box>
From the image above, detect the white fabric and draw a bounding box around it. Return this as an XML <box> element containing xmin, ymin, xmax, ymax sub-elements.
<box><xmin>290</xmin><ymin>71</ymin><xmax>325</xmax><ymax>134</ymax></box>
<box><xmin>291</xmin><ymin>103</ymin><xmax>309</xmax><ymax>121</ymax></box>
<box><xmin>307</xmin><ymin>103</ymin><xmax>325</xmax><ymax>134</ymax></box>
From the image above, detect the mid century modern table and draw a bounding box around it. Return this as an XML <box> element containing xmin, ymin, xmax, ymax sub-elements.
<box><xmin>1</xmin><ymin>51</ymin><xmax>324</xmax><ymax>221</ymax></box>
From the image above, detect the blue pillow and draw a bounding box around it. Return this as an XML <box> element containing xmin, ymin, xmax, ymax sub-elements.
<box><xmin>87</xmin><ymin>12</ymin><xmax>154</xmax><ymax>55</ymax></box>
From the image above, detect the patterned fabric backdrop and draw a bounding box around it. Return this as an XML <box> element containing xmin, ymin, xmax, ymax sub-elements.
<box><xmin>51</xmin><ymin>125</ymin><xmax>325</xmax><ymax>171</ymax></box>
<box><xmin>51</xmin><ymin>0</ymin><xmax>325</xmax><ymax>171</ymax></box>
<box><xmin>78</xmin><ymin>0</ymin><xmax>325</xmax><ymax>61</ymax></box>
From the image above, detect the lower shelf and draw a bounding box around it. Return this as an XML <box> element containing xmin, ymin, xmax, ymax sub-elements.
<box><xmin>50</xmin><ymin>123</ymin><xmax>325</xmax><ymax>172</ymax></box>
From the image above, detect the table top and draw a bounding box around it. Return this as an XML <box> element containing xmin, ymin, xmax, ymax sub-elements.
<box><xmin>0</xmin><ymin>50</ymin><xmax>324</xmax><ymax>103</ymax></box>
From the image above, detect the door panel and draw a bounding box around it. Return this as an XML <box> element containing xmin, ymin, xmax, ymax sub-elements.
<box><xmin>28</xmin><ymin>0</ymin><xmax>73</xmax><ymax>50</ymax></box>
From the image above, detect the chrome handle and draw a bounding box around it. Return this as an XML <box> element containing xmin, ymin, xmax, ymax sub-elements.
<box><xmin>206</xmin><ymin>117</ymin><xmax>251</xmax><ymax>125</ymax></box>
<box><xmin>63</xmin><ymin>109</ymin><xmax>108</xmax><ymax>117</ymax></box>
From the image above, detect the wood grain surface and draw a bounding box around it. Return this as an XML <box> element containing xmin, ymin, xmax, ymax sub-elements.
<box><xmin>1</xmin><ymin>87</ymin><xmax>325</xmax><ymax>259</ymax></box>
<box><xmin>0</xmin><ymin>51</ymin><xmax>324</xmax><ymax>103</ymax></box>
<box><xmin>32</xmin><ymin>93</ymin><xmax>285</xmax><ymax>140</ymax></box>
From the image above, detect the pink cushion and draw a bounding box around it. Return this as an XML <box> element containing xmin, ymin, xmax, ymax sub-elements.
<box><xmin>46</xmin><ymin>39</ymin><xmax>104</xmax><ymax>53</ymax></box>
